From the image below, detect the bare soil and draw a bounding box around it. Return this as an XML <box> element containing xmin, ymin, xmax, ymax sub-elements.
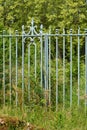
<box><xmin>0</xmin><ymin>116</ymin><xmax>45</xmax><ymax>130</ymax></box>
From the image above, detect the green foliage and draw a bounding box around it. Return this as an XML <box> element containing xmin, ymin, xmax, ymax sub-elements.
<box><xmin>0</xmin><ymin>106</ymin><xmax>87</xmax><ymax>130</ymax></box>
<box><xmin>0</xmin><ymin>0</ymin><xmax>86</xmax><ymax>30</ymax></box>
<box><xmin>0</xmin><ymin>0</ymin><xmax>87</xmax><ymax>123</ymax></box>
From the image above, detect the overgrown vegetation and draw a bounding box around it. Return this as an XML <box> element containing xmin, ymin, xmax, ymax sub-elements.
<box><xmin>0</xmin><ymin>0</ymin><xmax>87</xmax><ymax>129</ymax></box>
<box><xmin>0</xmin><ymin>106</ymin><xmax>87</xmax><ymax>130</ymax></box>
<box><xmin>0</xmin><ymin>0</ymin><xmax>87</xmax><ymax>30</ymax></box>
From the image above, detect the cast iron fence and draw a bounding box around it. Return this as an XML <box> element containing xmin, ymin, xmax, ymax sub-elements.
<box><xmin>0</xmin><ymin>19</ymin><xmax>87</xmax><ymax>111</ymax></box>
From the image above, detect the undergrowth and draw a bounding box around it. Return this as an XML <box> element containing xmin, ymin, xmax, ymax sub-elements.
<box><xmin>0</xmin><ymin>105</ymin><xmax>87</xmax><ymax>130</ymax></box>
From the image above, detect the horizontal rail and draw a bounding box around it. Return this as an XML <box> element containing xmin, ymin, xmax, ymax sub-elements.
<box><xmin>0</xmin><ymin>34</ymin><xmax>87</xmax><ymax>37</ymax></box>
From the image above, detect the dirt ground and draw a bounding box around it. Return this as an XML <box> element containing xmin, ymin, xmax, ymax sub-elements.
<box><xmin>0</xmin><ymin>116</ymin><xmax>45</xmax><ymax>130</ymax></box>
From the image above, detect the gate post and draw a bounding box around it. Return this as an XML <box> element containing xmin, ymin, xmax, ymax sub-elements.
<box><xmin>44</xmin><ymin>35</ymin><xmax>49</xmax><ymax>107</ymax></box>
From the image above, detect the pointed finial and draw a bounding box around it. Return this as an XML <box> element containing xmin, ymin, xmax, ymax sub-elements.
<box><xmin>40</xmin><ymin>24</ymin><xmax>43</xmax><ymax>34</ymax></box>
<box><xmin>22</xmin><ymin>25</ymin><xmax>25</xmax><ymax>34</ymax></box>
<box><xmin>56</xmin><ymin>29</ymin><xmax>58</xmax><ymax>34</ymax></box>
<box><xmin>70</xmin><ymin>29</ymin><xmax>72</xmax><ymax>33</ymax></box>
<box><xmin>31</xmin><ymin>18</ymin><xmax>34</xmax><ymax>26</ymax></box>
<box><xmin>63</xmin><ymin>28</ymin><xmax>65</xmax><ymax>33</ymax></box>
<box><xmin>78</xmin><ymin>27</ymin><xmax>80</xmax><ymax>34</ymax></box>
<box><xmin>22</xmin><ymin>25</ymin><xmax>24</xmax><ymax>31</ymax></box>
<box><xmin>40</xmin><ymin>24</ymin><xmax>43</xmax><ymax>30</ymax></box>
<box><xmin>15</xmin><ymin>30</ymin><xmax>18</xmax><ymax>35</ymax></box>
<box><xmin>3</xmin><ymin>30</ymin><xmax>5</xmax><ymax>35</ymax></box>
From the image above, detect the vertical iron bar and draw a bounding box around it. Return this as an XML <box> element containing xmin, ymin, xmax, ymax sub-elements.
<box><xmin>40</xmin><ymin>25</ymin><xmax>43</xmax><ymax>88</ymax></box>
<box><xmin>56</xmin><ymin>29</ymin><xmax>58</xmax><ymax>111</ymax></box>
<box><xmin>3</xmin><ymin>30</ymin><xmax>5</xmax><ymax>106</ymax></box>
<box><xmin>15</xmin><ymin>30</ymin><xmax>18</xmax><ymax>106</ymax></box>
<box><xmin>44</xmin><ymin>36</ymin><xmax>46</xmax><ymax>90</ymax></box>
<box><xmin>49</xmin><ymin>29</ymin><xmax>51</xmax><ymax>105</ymax></box>
<box><xmin>35</xmin><ymin>44</ymin><xmax>37</xmax><ymax>79</ymax></box>
<box><xmin>28</xmin><ymin>44</ymin><xmax>30</xmax><ymax>101</ymax></box>
<box><xmin>63</xmin><ymin>29</ymin><xmax>65</xmax><ymax>109</ymax></box>
<box><xmin>9</xmin><ymin>31</ymin><xmax>12</xmax><ymax>105</ymax></box>
<box><xmin>44</xmin><ymin>35</ymin><xmax>49</xmax><ymax>109</ymax></box>
<box><xmin>40</xmin><ymin>36</ymin><xmax>43</xmax><ymax>88</ymax></box>
<box><xmin>70</xmin><ymin>29</ymin><xmax>72</xmax><ymax>108</ymax></box>
<box><xmin>78</xmin><ymin>28</ymin><xmax>80</xmax><ymax>106</ymax></box>
<box><xmin>44</xmin><ymin>35</ymin><xmax>48</xmax><ymax>90</ymax></box>
<box><xmin>85</xmin><ymin>29</ymin><xmax>87</xmax><ymax>111</ymax></box>
<box><xmin>46</xmin><ymin>36</ymin><xmax>48</xmax><ymax>90</ymax></box>
<box><xmin>22</xmin><ymin>25</ymin><xmax>25</xmax><ymax>108</ymax></box>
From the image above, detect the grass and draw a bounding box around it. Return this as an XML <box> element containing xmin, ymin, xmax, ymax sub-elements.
<box><xmin>0</xmin><ymin>105</ymin><xmax>87</xmax><ymax>130</ymax></box>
